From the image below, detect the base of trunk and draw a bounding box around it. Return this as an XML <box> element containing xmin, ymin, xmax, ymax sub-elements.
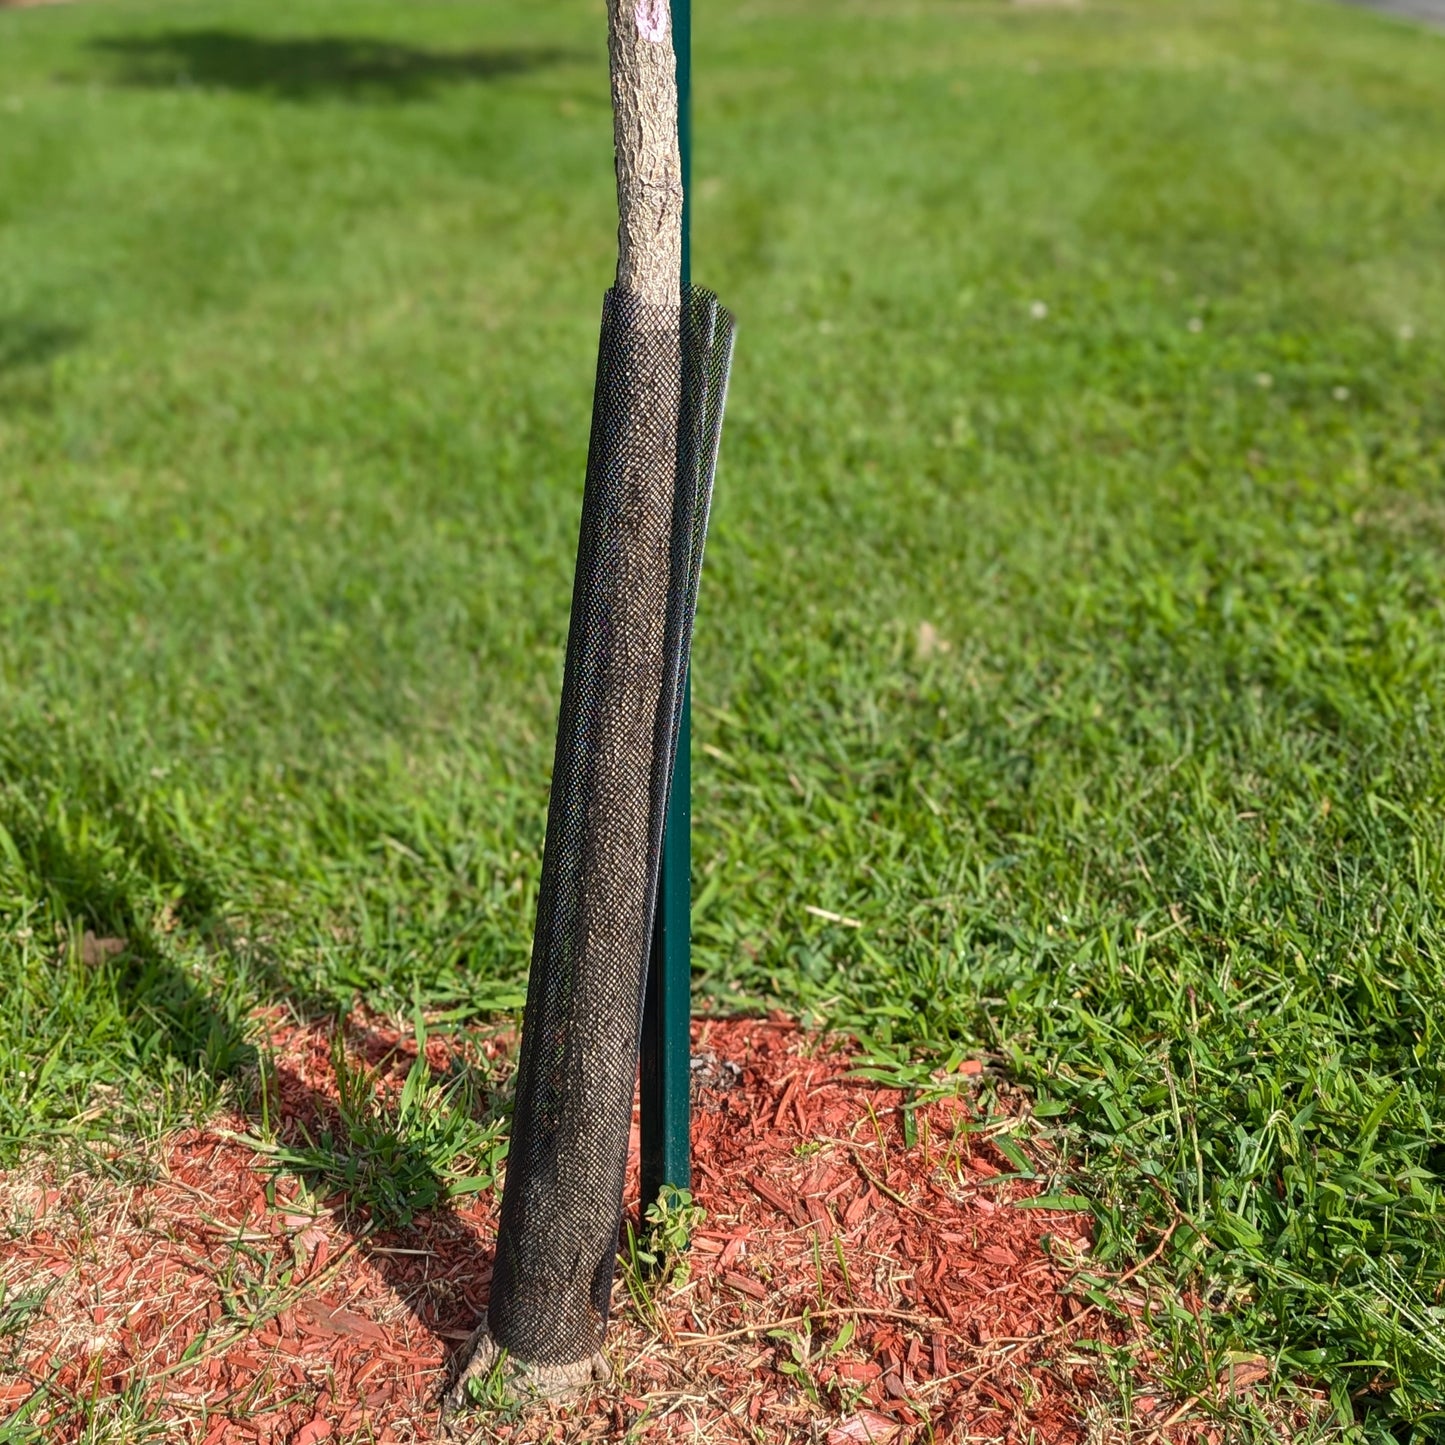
<box><xmin>442</xmin><ymin>1323</ymin><xmax>611</xmax><ymax>1418</ymax></box>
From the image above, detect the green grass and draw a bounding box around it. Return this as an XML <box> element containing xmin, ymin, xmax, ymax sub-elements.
<box><xmin>248</xmin><ymin>1005</ymin><xmax>509</xmax><ymax>1229</ymax></box>
<box><xmin>1</xmin><ymin>0</ymin><xmax>1444</xmax><ymax>1437</ymax></box>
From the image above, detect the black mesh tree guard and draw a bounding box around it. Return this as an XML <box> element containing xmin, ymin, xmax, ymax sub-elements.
<box><xmin>447</xmin><ymin>285</ymin><xmax>733</xmax><ymax>1403</ymax></box>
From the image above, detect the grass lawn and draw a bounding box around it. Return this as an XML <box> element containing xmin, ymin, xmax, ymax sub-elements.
<box><xmin>2</xmin><ymin>0</ymin><xmax>1444</xmax><ymax>1437</ymax></box>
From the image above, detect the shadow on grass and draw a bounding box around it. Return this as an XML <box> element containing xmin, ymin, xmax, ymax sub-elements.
<box><xmin>0</xmin><ymin>315</ymin><xmax>84</xmax><ymax>415</ymax></box>
<box><xmin>88</xmin><ymin>30</ymin><xmax>582</xmax><ymax>102</ymax></box>
<box><xmin>6</xmin><ymin>808</ymin><xmax>256</xmax><ymax>1086</ymax></box>
<box><xmin>0</xmin><ymin>751</ymin><xmax>505</xmax><ymax>1369</ymax></box>
<box><xmin>6</xmin><ymin>804</ymin><xmax>499</xmax><ymax>1374</ymax></box>
<box><xmin>0</xmin><ymin>315</ymin><xmax>82</xmax><ymax>374</ymax></box>
<box><xmin>257</xmin><ymin>1035</ymin><xmax>503</xmax><ymax>1376</ymax></box>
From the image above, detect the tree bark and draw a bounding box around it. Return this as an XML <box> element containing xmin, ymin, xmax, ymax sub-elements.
<box><xmin>443</xmin><ymin>3</ymin><xmax>687</xmax><ymax>1414</ymax></box>
<box><xmin>610</xmin><ymin>0</ymin><xmax>683</xmax><ymax>302</ymax></box>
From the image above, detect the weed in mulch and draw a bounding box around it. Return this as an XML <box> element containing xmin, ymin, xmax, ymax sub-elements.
<box><xmin>0</xmin><ymin>1013</ymin><xmax>1318</xmax><ymax>1443</ymax></box>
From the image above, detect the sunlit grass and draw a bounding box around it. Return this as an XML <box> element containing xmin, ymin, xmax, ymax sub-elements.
<box><xmin>1</xmin><ymin>0</ymin><xmax>1444</xmax><ymax>1437</ymax></box>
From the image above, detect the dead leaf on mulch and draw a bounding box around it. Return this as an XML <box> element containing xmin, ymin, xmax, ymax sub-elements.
<box><xmin>828</xmin><ymin>1410</ymin><xmax>900</xmax><ymax>1443</ymax></box>
<box><xmin>1220</xmin><ymin>1352</ymin><xmax>1273</xmax><ymax>1395</ymax></box>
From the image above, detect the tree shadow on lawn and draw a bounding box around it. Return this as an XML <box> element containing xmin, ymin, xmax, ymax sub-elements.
<box><xmin>258</xmin><ymin>1030</ymin><xmax>506</xmax><ymax>1389</ymax></box>
<box><xmin>0</xmin><ymin>789</ymin><xmax>499</xmax><ymax>1420</ymax></box>
<box><xmin>9</xmin><ymin>807</ymin><xmax>258</xmax><ymax>1086</ymax></box>
<box><xmin>0</xmin><ymin>315</ymin><xmax>82</xmax><ymax>374</ymax></box>
<box><xmin>7</xmin><ymin>797</ymin><xmax>502</xmax><ymax>1383</ymax></box>
<box><xmin>0</xmin><ymin>314</ymin><xmax>84</xmax><ymax>416</ymax></box>
<box><xmin>88</xmin><ymin>30</ymin><xmax>583</xmax><ymax>102</ymax></box>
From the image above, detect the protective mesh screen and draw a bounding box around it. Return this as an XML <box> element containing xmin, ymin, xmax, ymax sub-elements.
<box><xmin>487</xmin><ymin>285</ymin><xmax>735</xmax><ymax>1368</ymax></box>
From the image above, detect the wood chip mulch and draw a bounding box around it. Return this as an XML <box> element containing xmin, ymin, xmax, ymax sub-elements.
<box><xmin>1</xmin><ymin>1010</ymin><xmax>1228</xmax><ymax>1443</ymax></box>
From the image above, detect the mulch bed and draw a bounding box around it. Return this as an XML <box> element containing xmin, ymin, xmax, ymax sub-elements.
<box><xmin>1</xmin><ymin>1010</ymin><xmax>1226</xmax><ymax>1443</ymax></box>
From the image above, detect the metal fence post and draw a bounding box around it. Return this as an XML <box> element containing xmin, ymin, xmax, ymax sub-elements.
<box><xmin>639</xmin><ymin>0</ymin><xmax>693</xmax><ymax>1211</ymax></box>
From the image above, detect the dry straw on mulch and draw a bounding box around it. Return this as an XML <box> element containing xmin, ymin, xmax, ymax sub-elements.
<box><xmin>2</xmin><ymin>1011</ymin><xmax>1233</xmax><ymax>1443</ymax></box>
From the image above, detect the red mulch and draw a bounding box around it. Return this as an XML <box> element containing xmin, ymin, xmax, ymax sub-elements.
<box><xmin>0</xmin><ymin>1011</ymin><xmax>1228</xmax><ymax>1443</ymax></box>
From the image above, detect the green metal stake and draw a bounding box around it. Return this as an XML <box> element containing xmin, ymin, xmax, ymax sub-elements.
<box><xmin>639</xmin><ymin>0</ymin><xmax>693</xmax><ymax>1211</ymax></box>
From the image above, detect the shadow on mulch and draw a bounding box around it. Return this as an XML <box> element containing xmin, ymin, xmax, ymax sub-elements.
<box><xmin>0</xmin><ymin>794</ymin><xmax>1305</xmax><ymax>1440</ymax></box>
<box><xmin>3</xmin><ymin>1003</ymin><xmax>1278</xmax><ymax>1444</ymax></box>
<box><xmin>0</xmin><ymin>790</ymin><xmax>498</xmax><ymax>1406</ymax></box>
<box><xmin>0</xmin><ymin>787</ymin><xmax>1295</xmax><ymax>1444</ymax></box>
<box><xmin>255</xmin><ymin>1017</ymin><xmax>503</xmax><ymax>1390</ymax></box>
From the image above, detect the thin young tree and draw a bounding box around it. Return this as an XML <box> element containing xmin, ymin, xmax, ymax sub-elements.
<box><xmin>444</xmin><ymin>0</ymin><xmax>693</xmax><ymax>1407</ymax></box>
<box><xmin>613</xmin><ymin>0</ymin><xmax>683</xmax><ymax>304</ymax></box>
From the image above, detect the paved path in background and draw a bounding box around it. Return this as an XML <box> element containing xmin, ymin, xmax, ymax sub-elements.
<box><xmin>1343</xmin><ymin>0</ymin><xmax>1445</xmax><ymax>28</ymax></box>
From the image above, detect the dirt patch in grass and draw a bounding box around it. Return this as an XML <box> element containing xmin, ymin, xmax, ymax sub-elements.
<box><xmin>2</xmin><ymin>1014</ymin><xmax>1244</xmax><ymax>1442</ymax></box>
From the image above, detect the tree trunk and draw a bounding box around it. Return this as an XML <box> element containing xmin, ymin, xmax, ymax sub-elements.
<box><xmin>610</xmin><ymin>0</ymin><xmax>683</xmax><ymax>301</ymax></box>
<box><xmin>443</xmin><ymin>2</ymin><xmax>687</xmax><ymax>1412</ymax></box>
